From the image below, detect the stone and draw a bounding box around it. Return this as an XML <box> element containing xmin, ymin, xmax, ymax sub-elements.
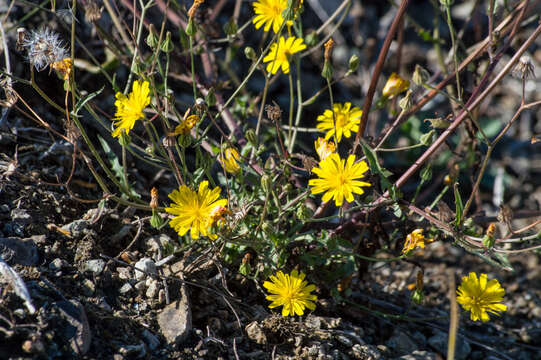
<box><xmin>83</xmin><ymin>259</ymin><xmax>106</xmax><ymax>274</ymax></box>
<box><xmin>428</xmin><ymin>332</ymin><xmax>471</xmax><ymax>360</ymax></box>
<box><xmin>49</xmin><ymin>258</ymin><xmax>68</xmax><ymax>271</ymax></box>
<box><xmin>61</xmin><ymin>220</ymin><xmax>90</xmax><ymax>238</ymax></box>
<box><xmin>134</xmin><ymin>281</ymin><xmax>146</xmax><ymax>292</ymax></box>
<box><xmin>158</xmin><ymin>285</ymin><xmax>192</xmax><ymax>344</ymax></box>
<box><xmin>141</xmin><ymin>329</ymin><xmax>160</xmax><ymax>350</ymax></box>
<box><xmin>117</xmin><ymin>267</ymin><xmax>131</xmax><ymax>280</ymax></box>
<box><xmin>386</xmin><ymin>329</ymin><xmax>418</xmax><ymax>356</ymax></box>
<box><xmin>398</xmin><ymin>350</ymin><xmax>438</xmax><ymax>360</ymax></box>
<box><xmin>82</xmin><ymin>279</ymin><xmax>95</xmax><ymax>296</ymax></box>
<box><xmin>134</xmin><ymin>258</ymin><xmax>157</xmax><ymax>280</ymax></box>
<box><xmin>0</xmin><ymin>237</ymin><xmax>38</xmax><ymax>266</ymax></box>
<box><xmin>11</xmin><ymin>209</ymin><xmax>32</xmax><ymax>224</ymax></box>
<box><xmin>119</xmin><ymin>283</ymin><xmax>133</xmax><ymax>295</ymax></box>
<box><xmin>337</xmin><ymin>334</ymin><xmax>353</xmax><ymax>347</ymax></box>
<box><xmin>351</xmin><ymin>344</ymin><xmax>382</xmax><ymax>360</ymax></box>
<box><xmin>146</xmin><ymin>279</ymin><xmax>159</xmax><ymax>299</ymax></box>
<box><xmin>54</xmin><ymin>300</ymin><xmax>91</xmax><ymax>355</ymax></box>
<box><xmin>245</xmin><ymin>321</ymin><xmax>267</xmax><ymax>345</ymax></box>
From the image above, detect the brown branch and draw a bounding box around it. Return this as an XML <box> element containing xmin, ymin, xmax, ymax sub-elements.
<box><xmin>352</xmin><ymin>0</ymin><xmax>410</xmax><ymax>153</ymax></box>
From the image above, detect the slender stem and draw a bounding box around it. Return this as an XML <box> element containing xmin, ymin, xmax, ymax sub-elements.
<box><xmin>444</xmin><ymin>5</ymin><xmax>462</xmax><ymax>101</ymax></box>
<box><xmin>189</xmin><ymin>35</ymin><xmax>198</xmax><ymax>100</ymax></box>
<box><xmin>353</xmin><ymin>0</ymin><xmax>411</xmax><ymax>151</ymax></box>
<box><xmin>287</xmin><ymin>71</ymin><xmax>295</xmax><ymax>149</ymax></box>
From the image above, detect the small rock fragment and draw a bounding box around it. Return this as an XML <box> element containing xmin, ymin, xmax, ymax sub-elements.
<box><xmin>134</xmin><ymin>258</ymin><xmax>157</xmax><ymax>280</ymax></box>
<box><xmin>61</xmin><ymin>220</ymin><xmax>90</xmax><ymax>238</ymax></box>
<box><xmin>0</xmin><ymin>237</ymin><xmax>38</xmax><ymax>266</ymax></box>
<box><xmin>158</xmin><ymin>285</ymin><xmax>192</xmax><ymax>344</ymax></box>
<box><xmin>119</xmin><ymin>283</ymin><xmax>133</xmax><ymax>295</ymax></box>
<box><xmin>428</xmin><ymin>332</ymin><xmax>471</xmax><ymax>360</ymax></box>
<box><xmin>245</xmin><ymin>321</ymin><xmax>267</xmax><ymax>345</ymax></box>
<box><xmin>398</xmin><ymin>350</ymin><xmax>438</xmax><ymax>360</ymax></box>
<box><xmin>49</xmin><ymin>258</ymin><xmax>68</xmax><ymax>271</ymax></box>
<box><xmin>386</xmin><ymin>329</ymin><xmax>418</xmax><ymax>356</ymax></box>
<box><xmin>146</xmin><ymin>279</ymin><xmax>159</xmax><ymax>299</ymax></box>
<box><xmin>141</xmin><ymin>329</ymin><xmax>160</xmax><ymax>350</ymax></box>
<box><xmin>54</xmin><ymin>300</ymin><xmax>92</xmax><ymax>355</ymax></box>
<box><xmin>11</xmin><ymin>209</ymin><xmax>32</xmax><ymax>225</ymax></box>
<box><xmin>83</xmin><ymin>259</ymin><xmax>106</xmax><ymax>274</ymax></box>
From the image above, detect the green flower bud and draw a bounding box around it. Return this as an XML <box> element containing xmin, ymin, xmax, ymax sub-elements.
<box><xmin>321</xmin><ymin>61</ymin><xmax>333</xmax><ymax>80</ymax></box>
<box><xmin>160</xmin><ymin>31</ymin><xmax>174</xmax><ymax>53</ymax></box>
<box><xmin>146</xmin><ymin>24</ymin><xmax>159</xmax><ymax>49</ymax></box>
<box><xmin>244</xmin><ymin>46</ymin><xmax>257</xmax><ymax>61</ymax></box>
<box><xmin>348</xmin><ymin>54</ymin><xmax>360</xmax><ymax>73</ymax></box>
<box><xmin>261</xmin><ymin>174</ymin><xmax>272</xmax><ymax>194</ymax></box>
<box><xmin>239</xmin><ymin>262</ymin><xmax>251</xmax><ymax>276</ymax></box>
<box><xmin>150</xmin><ymin>210</ymin><xmax>164</xmax><ymax>229</ymax></box>
<box><xmin>245</xmin><ymin>129</ymin><xmax>258</xmax><ymax>147</ymax></box>
<box><xmin>223</xmin><ymin>19</ymin><xmax>238</xmax><ymax>36</ymax></box>
<box><xmin>420</xmin><ymin>129</ymin><xmax>436</xmax><ymax>146</ymax></box>
<box><xmin>399</xmin><ymin>90</ymin><xmax>413</xmax><ymax>112</ymax></box>
<box><xmin>412</xmin><ymin>64</ymin><xmax>430</xmax><ymax>85</ymax></box>
<box><xmin>412</xmin><ymin>289</ymin><xmax>424</xmax><ymax>305</ymax></box>
<box><xmin>186</xmin><ymin>18</ymin><xmax>197</xmax><ymax>37</ymax></box>
<box><xmin>261</xmin><ymin>221</ymin><xmax>273</xmax><ymax>235</ymax></box>
<box><xmin>482</xmin><ymin>234</ymin><xmax>495</xmax><ymax>249</ymax></box>
<box><xmin>304</xmin><ymin>31</ymin><xmax>318</xmax><ymax>47</ymax></box>
<box><xmin>179</xmin><ymin>28</ymin><xmax>189</xmax><ymax>49</ymax></box>
<box><xmin>177</xmin><ymin>134</ymin><xmax>192</xmax><ymax>148</ymax></box>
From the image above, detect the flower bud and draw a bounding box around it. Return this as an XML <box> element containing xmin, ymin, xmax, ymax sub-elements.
<box><xmin>160</xmin><ymin>31</ymin><xmax>174</xmax><ymax>53</ymax></box>
<box><xmin>186</xmin><ymin>18</ymin><xmax>197</xmax><ymax>36</ymax></box>
<box><xmin>205</xmin><ymin>88</ymin><xmax>216</xmax><ymax>107</ymax></box>
<box><xmin>296</xmin><ymin>203</ymin><xmax>313</xmax><ymax>220</ymax></box>
<box><xmin>150</xmin><ymin>187</ymin><xmax>159</xmax><ymax>209</ymax></box>
<box><xmin>146</xmin><ymin>24</ymin><xmax>159</xmax><ymax>49</ymax></box>
<box><xmin>348</xmin><ymin>54</ymin><xmax>360</xmax><ymax>73</ymax></box>
<box><xmin>399</xmin><ymin>89</ymin><xmax>413</xmax><ymax>112</ymax></box>
<box><xmin>412</xmin><ymin>64</ymin><xmax>430</xmax><ymax>85</ymax></box>
<box><xmin>177</xmin><ymin>134</ymin><xmax>193</xmax><ymax>148</ymax></box>
<box><xmin>304</xmin><ymin>31</ymin><xmax>318</xmax><ymax>46</ymax></box>
<box><xmin>261</xmin><ymin>174</ymin><xmax>272</xmax><ymax>193</ymax></box>
<box><xmin>223</xmin><ymin>19</ymin><xmax>238</xmax><ymax>36</ymax></box>
<box><xmin>244</xmin><ymin>46</ymin><xmax>257</xmax><ymax>61</ymax></box>
<box><xmin>382</xmin><ymin>72</ymin><xmax>410</xmax><ymax>99</ymax></box>
<box><xmin>150</xmin><ymin>210</ymin><xmax>164</xmax><ymax>229</ymax></box>
<box><xmin>245</xmin><ymin>129</ymin><xmax>258</xmax><ymax>147</ymax></box>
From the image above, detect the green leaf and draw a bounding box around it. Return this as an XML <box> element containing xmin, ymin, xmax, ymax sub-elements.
<box><xmin>360</xmin><ymin>140</ymin><xmax>399</xmax><ymax>198</ymax></box>
<box><xmin>72</xmin><ymin>87</ymin><xmax>104</xmax><ymax>117</ymax></box>
<box><xmin>454</xmin><ymin>183</ymin><xmax>463</xmax><ymax>226</ymax></box>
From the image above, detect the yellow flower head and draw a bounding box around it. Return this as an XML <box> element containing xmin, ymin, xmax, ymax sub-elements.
<box><xmin>219</xmin><ymin>147</ymin><xmax>241</xmax><ymax>174</ymax></box>
<box><xmin>252</xmin><ymin>0</ymin><xmax>303</xmax><ymax>33</ymax></box>
<box><xmin>263</xmin><ymin>269</ymin><xmax>317</xmax><ymax>317</ymax></box>
<box><xmin>308</xmin><ymin>153</ymin><xmax>371</xmax><ymax>207</ymax></box>
<box><xmin>314</xmin><ymin>137</ymin><xmax>335</xmax><ymax>161</ymax></box>
<box><xmin>457</xmin><ymin>272</ymin><xmax>507</xmax><ymax>322</ymax></box>
<box><xmin>165</xmin><ymin>181</ymin><xmax>227</xmax><ymax>240</ymax></box>
<box><xmin>263</xmin><ymin>36</ymin><xmax>306</xmax><ymax>74</ymax></box>
<box><xmin>172</xmin><ymin>114</ymin><xmax>200</xmax><ymax>136</ymax></box>
<box><xmin>402</xmin><ymin>229</ymin><xmax>433</xmax><ymax>254</ymax></box>
<box><xmin>51</xmin><ymin>57</ymin><xmax>73</xmax><ymax>80</ymax></box>
<box><xmin>382</xmin><ymin>72</ymin><xmax>410</xmax><ymax>99</ymax></box>
<box><xmin>112</xmin><ymin>80</ymin><xmax>151</xmax><ymax>138</ymax></box>
<box><xmin>316</xmin><ymin>102</ymin><xmax>362</xmax><ymax>143</ymax></box>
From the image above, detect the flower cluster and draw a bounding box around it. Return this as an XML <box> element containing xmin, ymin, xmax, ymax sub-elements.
<box><xmin>316</xmin><ymin>102</ymin><xmax>362</xmax><ymax>143</ymax></box>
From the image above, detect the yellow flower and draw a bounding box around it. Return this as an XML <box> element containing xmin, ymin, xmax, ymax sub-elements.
<box><xmin>382</xmin><ymin>72</ymin><xmax>410</xmax><ymax>99</ymax></box>
<box><xmin>316</xmin><ymin>102</ymin><xmax>362</xmax><ymax>143</ymax></box>
<box><xmin>263</xmin><ymin>270</ymin><xmax>317</xmax><ymax>317</ymax></box>
<box><xmin>219</xmin><ymin>147</ymin><xmax>241</xmax><ymax>174</ymax></box>
<box><xmin>112</xmin><ymin>80</ymin><xmax>150</xmax><ymax>138</ymax></box>
<box><xmin>402</xmin><ymin>229</ymin><xmax>433</xmax><ymax>254</ymax></box>
<box><xmin>252</xmin><ymin>0</ymin><xmax>303</xmax><ymax>33</ymax></box>
<box><xmin>314</xmin><ymin>137</ymin><xmax>335</xmax><ymax>161</ymax></box>
<box><xmin>165</xmin><ymin>181</ymin><xmax>227</xmax><ymax>239</ymax></box>
<box><xmin>263</xmin><ymin>36</ymin><xmax>306</xmax><ymax>74</ymax></box>
<box><xmin>51</xmin><ymin>57</ymin><xmax>73</xmax><ymax>80</ymax></box>
<box><xmin>172</xmin><ymin>114</ymin><xmax>200</xmax><ymax>136</ymax></box>
<box><xmin>457</xmin><ymin>273</ymin><xmax>507</xmax><ymax>322</ymax></box>
<box><xmin>308</xmin><ymin>153</ymin><xmax>371</xmax><ymax>206</ymax></box>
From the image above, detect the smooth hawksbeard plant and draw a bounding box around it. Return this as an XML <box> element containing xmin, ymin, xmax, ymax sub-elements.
<box><xmin>252</xmin><ymin>0</ymin><xmax>303</xmax><ymax>33</ymax></box>
<box><xmin>316</xmin><ymin>102</ymin><xmax>362</xmax><ymax>143</ymax></box>
<box><xmin>165</xmin><ymin>181</ymin><xmax>227</xmax><ymax>240</ymax></box>
<box><xmin>263</xmin><ymin>270</ymin><xmax>317</xmax><ymax>317</ymax></box>
<box><xmin>456</xmin><ymin>273</ymin><xmax>507</xmax><ymax>322</ymax></box>
<box><xmin>309</xmin><ymin>153</ymin><xmax>371</xmax><ymax>207</ymax></box>
<box><xmin>263</xmin><ymin>36</ymin><xmax>306</xmax><ymax>74</ymax></box>
<box><xmin>382</xmin><ymin>72</ymin><xmax>410</xmax><ymax>99</ymax></box>
<box><xmin>112</xmin><ymin>80</ymin><xmax>150</xmax><ymax>138</ymax></box>
<box><xmin>402</xmin><ymin>229</ymin><xmax>433</xmax><ymax>254</ymax></box>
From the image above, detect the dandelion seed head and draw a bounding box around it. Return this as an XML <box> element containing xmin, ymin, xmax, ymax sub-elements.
<box><xmin>22</xmin><ymin>28</ymin><xmax>68</xmax><ymax>71</ymax></box>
